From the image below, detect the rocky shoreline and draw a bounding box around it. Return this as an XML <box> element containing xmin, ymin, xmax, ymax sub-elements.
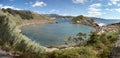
<box><xmin>16</xmin><ymin>18</ymin><xmax>120</xmax><ymax>53</ymax></box>
<box><xmin>97</xmin><ymin>22</ymin><xmax>120</xmax><ymax>34</ymax></box>
<box><xmin>16</xmin><ymin>19</ymin><xmax>76</xmax><ymax>52</ymax></box>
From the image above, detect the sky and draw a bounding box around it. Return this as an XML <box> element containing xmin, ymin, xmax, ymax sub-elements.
<box><xmin>0</xmin><ymin>0</ymin><xmax>120</xmax><ymax>19</ymax></box>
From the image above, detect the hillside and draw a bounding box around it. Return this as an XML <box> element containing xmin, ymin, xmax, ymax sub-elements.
<box><xmin>71</xmin><ymin>15</ymin><xmax>99</xmax><ymax>28</ymax></box>
<box><xmin>0</xmin><ymin>8</ymin><xmax>51</xmax><ymax>57</ymax></box>
<box><xmin>0</xmin><ymin>8</ymin><xmax>50</xmax><ymax>22</ymax></box>
<box><xmin>43</xmin><ymin>14</ymin><xmax>74</xmax><ymax>19</ymax></box>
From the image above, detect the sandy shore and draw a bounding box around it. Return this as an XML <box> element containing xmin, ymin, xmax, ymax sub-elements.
<box><xmin>16</xmin><ymin>19</ymin><xmax>52</xmax><ymax>32</ymax></box>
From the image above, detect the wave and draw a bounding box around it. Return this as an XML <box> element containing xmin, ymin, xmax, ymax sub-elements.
<box><xmin>98</xmin><ymin>23</ymin><xmax>106</xmax><ymax>26</ymax></box>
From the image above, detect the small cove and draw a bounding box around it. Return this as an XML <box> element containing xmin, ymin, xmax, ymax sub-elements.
<box><xmin>21</xmin><ymin>20</ymin><xmax>94</xmax><ymax>46</ymax></box>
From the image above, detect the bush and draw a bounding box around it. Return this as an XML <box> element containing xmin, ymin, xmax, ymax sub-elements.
<box><xmin>50</xmin><ymin>46</ymin><xmax>95</xmax><ymax>58</ymax></box>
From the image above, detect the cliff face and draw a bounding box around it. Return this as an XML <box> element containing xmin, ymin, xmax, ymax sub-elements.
<box><xmin>71</xmin><ymin>15</ymin><xmax>99</xmax><ymax>28</ymax></box>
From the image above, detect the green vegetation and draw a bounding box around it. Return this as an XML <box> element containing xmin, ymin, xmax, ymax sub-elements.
<box><xmin>87</xmin><ymin>32</ymin><xmax>119</xmax><ymax>58</ymax></box>
<box><xmin>72</xmin><ymin>15</ymin><xmax>86</xmax><ymax>23</ymax></box>
<box><xmin>38</xmin><ymin>32</ymin><xmax>119</xmax><ymax>58</ymax></box>
<box><xmin>2</xmin><ymin>8</ymin><xmax>33</xmax><ymax>19</ymax></box>
<box><xmin>65</xmin><ymin>32</ymin><xmax>87</xmax><ymax>46</ymax></box>
<box><xmin>0</xmin><ymin>9</ymin><xmax>51</xmax><ymax>58</ymax></box>
<box><xmin>0</xmin><ymin>14</ymin><xmax>46</xmax><ymax>54</ymax></box>
<box><xmin>50</xmin><ymin>46</ymin><xmax>95</xmax><ymax>58</ymax></box>
<box><xmin>71</xmin><ymin>15</ymin><xmax>94</xmax><ymax>24</ymax></box>
<box><xmin>0</xmin><ymin>8</ymin><xmax>119</xmax><ymax>58</ymax></box>
<box><xmin>71</xmin><ymin>15</ymin><xmax>98</xmax><ymax>28</ymax></box>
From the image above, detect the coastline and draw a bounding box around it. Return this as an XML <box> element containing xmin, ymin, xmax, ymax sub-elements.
<box><xmin>15</xmin><ymin>19</ymin><xmax>80</xmax><ymax>52</ymax></box>
<box><xmin>16</xmin><ymin>19</ymin><xmax>52</xmax><ymax>33</ymax></box>
<box><xmin>15</xmin><ymin>19</ymin><xmax>68</xmax><ymax>52</ymax></box>
<box><xmin>97</xmin><ymin>23</ymin><xmax>120</xmax><ymax>34</ymax></box>
<box><xmin>15</xmin><ymin>19</ymin><xmax>61</xmax><ymax>52</ymax></box>
<box><xmin>15</xmin><ymin>19</ymin><xmax>120</xmax><ymax>53</ymax></box>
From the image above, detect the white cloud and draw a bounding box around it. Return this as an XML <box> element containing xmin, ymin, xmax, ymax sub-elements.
<box><xmin>32</xmin><ymin>1</ymin><xmax>47</xmax><ymax>7</ymax></box>
<box><xmin>87</xmin><ymin>3</ymin><xmax>102</xmax><ymax>17</ymax></box>
<box><xmin>72</xmin><ymin>0</ymin><xmax>86</xmax><ymax>4</ymax></box>
<box><xmin>115</xmin><ymin>8</ymin><xmax>120</xmax><ymax>12</ymax></box>
<box><xmin>108</xmin><ymin>3</ymin><xmax>112</xmax><ymax>6</ymax></box>
<box><xmin>0</xmin><ymin>4</ymin><xmax>22</xmax><ymax>10</ymax></box>
<box><xmin>49</xmin><ymin>9</ymin><xmax>59</xmax><ymax>13</ymax></box>
<box><xmin>111</xmin><ymin>0</ymin><xmax>120</xmax><ymax>5</ymax></box>
<box><xmin>105</xmin><ymin>8</ymin><xmax>120</xmax><ymax>12</ymax></box>
<box><xmin>108</xmin><ymin>0</ymin><xmax>120</xmax><ymax>6</ymax></box>
<box><xmin>61</xmin><ymin>13</ymin><xmax>70</xmax><ymax>16</ymax></box>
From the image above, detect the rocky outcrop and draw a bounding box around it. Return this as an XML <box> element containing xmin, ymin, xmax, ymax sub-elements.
<box><xmin>71</xmin><ymin>15</ymin><xmax>99</xmax><ymax>28</ymax></box>
<box><xmin>97</xmin><ymin>22</ymin><xmax>120</xmax><ymax>34</ymax></box>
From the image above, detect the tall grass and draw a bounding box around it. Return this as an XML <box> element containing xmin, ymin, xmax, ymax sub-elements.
<box><xmin>0</xmin><ymin>13</ymin><xmax>46</xmax><ymax>56</ymax></box>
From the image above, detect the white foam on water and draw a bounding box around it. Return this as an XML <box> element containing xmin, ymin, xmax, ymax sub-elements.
<box><xmin>98</xmin><ymin>23</ymin><xmax>106</xmax><ymax>26</ymax></box>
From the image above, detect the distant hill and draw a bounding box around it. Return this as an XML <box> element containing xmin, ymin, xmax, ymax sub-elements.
<box><xmin>71</xmin><ymin>15</ymin><xmax>99</xmax><ymax>27</ymax></box>
<box><xmin>88</xmin><ymin>17</ymin><xmax>120</xmax><ymax>20</ymax></box>
<box><xmin>42</xmin><ymin>14</ymin><xmax>74</xmax><ymax>19</ymax></box>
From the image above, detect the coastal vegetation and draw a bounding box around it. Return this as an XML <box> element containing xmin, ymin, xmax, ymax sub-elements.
<box><xmin>0</xmin><ymin>8</ymin><xmax>119</xmax><ymax>58</ymax></box>
<box><xmin>0</xmin><ymin>13</ymin><xmax>46</xmax><ymax>55</ymax></box>
<box><xmin>33</xmin><ymin>31</ymin><xmax>118</xmax><ymax>58</ymax></box>
<box><xmin>0</xmin><ymin>8</ymin><xmax>50</xmax><ymax>57</ymax></box>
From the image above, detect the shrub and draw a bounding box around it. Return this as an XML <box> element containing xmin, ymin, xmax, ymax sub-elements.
<box><xmin>50</xmin><ymin>46</ymin><xmax>95</xmax><ymax>58</ymax></box>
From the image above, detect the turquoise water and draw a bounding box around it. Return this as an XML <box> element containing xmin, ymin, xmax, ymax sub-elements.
<box><xmin>22</xmin><ymin>23</ymin><xmax>94</xmax><ymax>46</ymax></box>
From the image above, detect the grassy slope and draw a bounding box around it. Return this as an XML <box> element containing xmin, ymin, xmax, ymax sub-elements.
<box><xmin>32</xmin><ymin>12</ymin><xmax>49</xmax><ymax>20</ymax></box>
<box><xmin>0</xmin><ymin>9</ymin><xmax>50</xmax><ymax>57</ymax></box>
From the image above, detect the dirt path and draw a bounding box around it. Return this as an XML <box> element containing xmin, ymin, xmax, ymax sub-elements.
<box><xmin>0</xmin><ymin>49</ymin><xmax>13</xmax><ymax>58</ymax></box>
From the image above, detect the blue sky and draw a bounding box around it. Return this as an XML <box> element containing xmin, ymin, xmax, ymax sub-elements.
<box><xmin>0</xmin><ymin>0</ymin><xmax>120</xmax><ymax>19</ymax></box>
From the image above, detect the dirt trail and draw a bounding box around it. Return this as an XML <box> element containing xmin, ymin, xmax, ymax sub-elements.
<box><xmin>0</xmin><ymin>49</ymin><xmax>13</xmax><ymax>58</ymax></box>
